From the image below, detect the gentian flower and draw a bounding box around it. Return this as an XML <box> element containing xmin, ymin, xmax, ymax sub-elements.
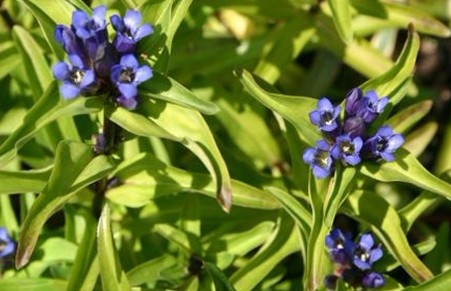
<box><xmin>309</xmin><ymin>98</ymin><xmax>341</xmax><ymax>132</ymax></box>
<box><xmin>71</xmin><ymin>6</ymin><xmax>107</xmax><ymax>42</ymax></box>
<box><xmin>343</xmin><ymin>116</ymin><xmax>365</xmax><ymax>138</ymax></box>
<box><xmin>0</xmin><ymin>227</ymin><xmax>15</xmax><ymax>258</ymax></box>
<box><xmin>303</xmin><ymin>140</ymin><xmax>333</xmax><ymax>178</ymax></box>
<box><xmin>352</xmin><ymin>233</ymin><xmax>383</xmax><ymax>270</ymax></box>
<box><xmin>111</xmin><ymin>9</ymin><xmax>154</xmax><ymax>53</ymax></box>
<box><xmin>53</xmin><ymin>54</ymin><xmax>96</xmax><ymax>99</ymax></box>
<box><xmin>110</xmin><ymin>54</ymin><xmax>153</xmax><ymax>109</ymax></box>
<box><xmin>357</xmin><ymin>91</ymin><xmax>389</xmax><ymax>123</ymax></box>
<box><xmin>345</xmin><ymin>87</ymin><xmax>363</xmax><ymax>117</ymax></box>
<box><xmin>331</xmin><ymin>134</ymin><xmax>363</xmax><ymax>166</ymax></box>
<box><xmin>362</xmin><ymin>271</ymin><xmax>385</xmax><ymax>288</ymax></box>
<box><xmin>325</xmin><ymin>228</ymin><xmax>354</xmax><ymax>265</ymax></box>
<box><xmin>54</xmin><ymin>25</ymin><xmax>85</xmax><ymax>59</ymax></box>
<box><xmin>364</xmin><ymin>125</ymin><xmax>404</xmax><ymax>162</ymax></box>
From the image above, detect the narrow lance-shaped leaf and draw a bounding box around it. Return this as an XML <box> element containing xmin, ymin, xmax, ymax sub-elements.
<box><xmin>361</xmin><ymin>148</ymin><xmax>451</xmax><ymax>200</ymax></box>
<box><xmin>15</xmin><ymin>141</ymin><xmax>115</xmax><ymax>268</ymax></box>
<box><xmin>0</xmin><ymin>167</ymin><xmax>51</xmax><ymax>194</ymax></box>
<box><xmin>204</xmin><ymin>262</ymin><xmax>236</xmax><ymax>291</ymax></box>
<box><xmin>237</xmin><ymin>69</ymin><xmax>320</xmax><ymax>145</ymax></box>
<box><xmin>327</xmin><ymin>0</ymin><xmax>353</xmax><ymax>43</ymax></box>
<box><xmin>0</xmin><ymin>82</ymin><xmax>102</xmax><ymax>167</ymax></box>
<box><xmin>98</xmin><ymin>204</ymin><xmax>131</xmax><ymax>291</ymax></box>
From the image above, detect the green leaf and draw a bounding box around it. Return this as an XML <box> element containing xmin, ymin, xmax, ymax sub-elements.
<box><xmin>106</xmin><ymin>153</ymin><xmax>280</xmax><ymax>210</ymax></box>
<box><xmin>0</xmin><ymin>167</ymin><xmax>51</xmax><ymax>194</ymax></box>
<box><xmin>327</xmin><ymin>0</ymin><xmax>353</xmax><ymax>43</ymax></box>
<box><xmin>165</xmin><ymin>0</ymin><xmax>193</xmax><ymax>52</ymax></box>
<box><xmin>361</xmin><ymin>148</ymin><xmax>451</xmax><ymax>200</ymax></box>
<box><xmin>98</xmin><ymin>204</ymin><xmax>131</xmax><ymax>291</ymax></box>
<box><xmin>343</xmin><ymin>191</ymin><xmax>433</xmax><ymax>283</ymax></box>
<box><xmin>253</xmin><ymin>14</ymin><xmax>315</xmax><ymax>83</ymax></box>
<box><xmin>15</xmin><ymin>141</ymin><xmax>115</xmax><ymax>268</ymax></box>
<box><xmin>387</xmin><ymin>100</ymin><xmax>433</xmax><ymax>134</ymax></box>
<box><xmin>230</xmin><ymin>214</ymin><xmax>300</xmax><ymax>290</ymax></box>
<box><xmin>12</xmin><ymin>25</ymin><xmax>52</xmax><ymax>98</ymax></box>
<box><xmin>360</xmin><ymin>26</ymin><xmax>419</xmax><ymax>104</ymax></box>
<box><xmin>404</xmin><ymin>122</ymin><xmax>438</xmax><ymax>157</ymax></box>
<box><xmin>0</xmin><ymin>279</ymin><xmax>67</xmax><ymax>291</ymax></box>
<box><xmin>0</xmin><ymin>82</ymin><xmax>102</xmax><ymax>167</ymax></box>
<box><xmin>140</xmin><ymin>72</ymin><xmax>219</xmax><ymax>115</ymax></box>
<box><xmin>154</xmin><ymin>224</ymin><xmax>202</xmax><ymax>255</ymax></box>
<box><xmin>126</xmin><ymin>255</ymin><xmax>177</xmax><ymax>286</ymax></box>
<box><xmin>237</xmin><ymin>69</ymin><xmax>320</xmax><ymax>145</ymax></box>
<box><xmin>403</xmin><ymin>269</ymin><xmax>451</xmax><ymax>291</ymax></box>
<box><xmin>0</xmin><ymin>35</ymin><xmax>21</xmax><ymax>80</ymax></box>
<box><xmin>140</xmin><ymin>99</ymin><xmax>232</xmax><ymax>212</ymax></box>
<box><xmin>204</xmin><ymin>261</ymin><xmax>236</xmax><ymax>291</ymax></box>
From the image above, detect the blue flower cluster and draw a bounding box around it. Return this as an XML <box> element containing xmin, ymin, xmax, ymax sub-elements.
<box><xmin>303</xmin><ymin>88</ymin><xmax>404</xmax><ymax>178</ymax></box>
<box><xmin>325</xmin><ymin>229</ymin><xmax>385</xmax><ymax>289</ymax></box>
<box><xmin>0</xmin><ymin>227</ymin><xmax>15</xmax><ymax>260</ymax></box>
<box><xmin>52</xmin><ymin>6</ymin><xmax>153</xmax><ymax>109</ymax></box>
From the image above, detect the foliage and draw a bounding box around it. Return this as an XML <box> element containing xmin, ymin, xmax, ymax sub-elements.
<box><xmin>0</xmin><ymin>0</ymin><xmax>450</xmax><ymax>290</ymax></box>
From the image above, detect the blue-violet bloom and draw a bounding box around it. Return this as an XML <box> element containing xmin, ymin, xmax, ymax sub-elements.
<box><xmin>309</xmin><ymin>98</ymin><xmax>341</xmax><ymax>132</ymax></box>
<box><xmin>110</xmin><ymin>54</ymin><xmax>152</xmax><ymax>109</ymax></box>
<box><xmin>362</xmin><ymin>271</ymin><xmax>385</xmax><ymax>289</ymax></box>
<box><xmin>111</xmin><ymin>9</ymin><xmax>153</xmax><ymax>53</ymax></box>
<box><xmin>357</xmin><ymin>91</ymin><xmax>389</xmax><ymax>123</ymax></box>
<box><xmin>0</xmin><ymin>227</ymin><xmax>15</xmax><ymax>258</ymax></box>
<box><xmin>72</xmin><ymin>6</ymin><xmax>107</xmax><ymax>41</ymax></box>
<box><xmin>331</xmin><ymin>135</ymin><xmax>363</xmax><ymax>166</ymax></box>
<box><xmin>345</xmin><ymin>88</ymin><xmax>363</xmax><ymax>117</ymax></box>
<box><xmin>325</xmin><ymin>228</ymin><xmax>354</xmax><ymax>265</ymax></box>
<box><xmin>353</xmin><ymin>233</ymin><xmax>383</xmax><ymax>271</ymax></box>
<box><xmin>364</xmin><ymin>125</ymin><xmax>404</xmax><ymax>162</ymax></box>
<box><xmin>53</xmin><ymin>54</ymin><xmax>96</xmax><ymax>99</ymax></box>
<box><xmin>303</xmin><ymin>140</ymin><xmax>333</xmax><ymax>179</ymax></box>
<box><xmin>343</xmin><ymin>116</ymin><xmax>366</xmax><ymax>138</ymax></box>
<box><xmin>54</xmin><ymin>25</ymin><xmax>85</xmax><ymax>59</ymax></box>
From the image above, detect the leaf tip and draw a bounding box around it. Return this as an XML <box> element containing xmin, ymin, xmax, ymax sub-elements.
<box><xmin>15</xmin><ymin>243</ymin><xmax>32</xmax><ymax>269</ymax></box>
<box><xmin>218</xmin><ymin>185</ymin><xmax>232</xmax><ymax>213</ymax></box>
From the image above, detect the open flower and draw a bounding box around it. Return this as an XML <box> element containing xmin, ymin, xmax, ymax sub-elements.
<box><xmin>309</xmin><ymin>98</ymin><xmax>341</xmax><ymax>132</ymax></box>
<box><xmin>357</xmin><ymin>91</ymin><xmax>389</xmax><ymax>123</ymax></box>
<box><xmin>111</xmin><ymin>9</ymin><xmax>154</xmax><ymax>53</ymax></box>
<box><xmin>325</xmin><ymin>228</ymin><xmax>354</xmax><ymax>265</ymax></box>
<box><xmin>331</xmin><ymin>134</ymin><xmax>363</xmax><ymax>166</ymax></box>
<box><xmin>352</xmin><ymin>233</ymin><xmax>383</xmax><ymax>271</ymax></box>
<box><xmin>364</xmin><ymin>126</ymin><xmax>404</xmax><ymax>162</ymax></box>
<box><xmin>110</xmin><ymin>54</ymin><xmax>152</xmax><ymax>109</ymax></box>
<box><xmin>72</xmin><ymin>6</ymin><xmax>107</xmax><ymax>41</ymax></box>
<box><xmin>0</xmin><ymin>227</ymin><xmax>15</xmax><ymax>258</ymax></box>
<box><xmin>303</xmin><ymin>140</ymin><xmax>333</xmax><ymax>178</ymax></box>
<box><xmin>53</xmin><ymin>54</ymin><xmax>96</xmax><ymax>99</ymax></box>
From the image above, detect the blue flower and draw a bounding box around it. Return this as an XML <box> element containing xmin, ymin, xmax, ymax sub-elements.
<box><xmin>53</xmin><ymin>54</ymin><xmax>96</xmax><ymax>99</ymax></box>
<box><xmin>325</xmin><ymin>228</ymin><xmax>354</xmax><ymax>265</ymax></box>
<box><xmin>343</xmin><ymin>116</ymin><xmax>366</xmax><ymax>138</ymax></box>
<box><xmin>110</xmin><ymin>54</ymin><xmax>153</xmax><ymax>109</ymax></box>
<box><xmin>362</xmin><ymin>271</ymin><xmax>385</xmax><ymax>289</ymax></box>
<box><xmin>309</xmin><ymin>98</ymin><xmax>341</xmax><ymax>132</ymax></box>
<box><xmin>364</xmin><ymin>126</ymin><xmax>404</xmax><ymax>162</ymax></box>
<box><xmin>331</xmin><ymin>134</ymin><xmax>363</xmax><ymax>166</ymax></box>
<box><xmin>345</xmin><ymin>87</ymin><xmax>363</xmax><ymax>117</ymax></box>
<box><xmin>303</xmin><ymin>140</ymin><xmax>333</xmax><ymax>179</ymax></box>
<box><xmin>357</xmin><ymin>91</ymin><xmax>389</xmax><ymax>123</ymax></box>
<box><xmin>110</xmin><ymin>9</ymin><xmax>153</xmax><ymax>53</ymax></box>
<box><xmin>54</xmin><ymin>25</ymin><xmax>86</xmax><ymax>59</ymax></box>
<box><xmin>352</xmin><ymin>233</ymin><xmax>383</xmax><ymax>271</ymax></box>
<box><xmin>72</xmin><ymin>6</ymin><xmax>107</xmax><ymax>41</ymax></box>
<box><xmin>0</xmin><ymin>227</ymin><xmax>15</xmax><ymax>258</ymax></box>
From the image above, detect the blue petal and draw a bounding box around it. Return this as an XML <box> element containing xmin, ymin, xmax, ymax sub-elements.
<box><xmin>345</xmin><ymin>155</ymin><xmax>361</xmax><ymax>166</ymax></box>
<box><xmin>60</xmin><ymin>83</ymin><xmax>81</xmax><ymax>99</ymax></box>
<box><xmin>318</xmin><ymin>97</ymin><xmax>334</xmax><ymax>111</ymax></box>
<box><xmin>353</xmin><ymin>137</ymin><xmax>363</xmax><ymax>152</ymax></box>
<box><xmin>72</xmin><ymin>10</ymin><xmax>89</xmax><ymax>27</ymax></box>
<box><xmin>317</xmin><ymin>140</ymin><xmax>330</xmax><ymax>151</ymax></box>
<box><xmin>387</xmin><ymin>134</ymin><xmax>404</xmax><ymax>151</ymax></box>
<box><xmin>380</xmin><ymin>151</ymin><xmax>395</xmax><ymax>162</ymax></box>
<box><xmin>117</xmin><ymin>95</ymin><xmax>138</xmax><ymax>110</ymax></box>
<box><xmin>134</xmin><ymin>65</ymin><xmax>153</xmax><ymax>84</ymax></box>
<box><xmin>134</xmin><ymin>23</ymin><xmax>153</xmax><ymax>40</ymax></box>
<box><xmin>124</xmin><ymin>9</ymin><xmax>142</xmax><ymax>30</ymax></box>
<box><xmin>331</xmin><ymin>144</ymin><xmax>341</xmax><ymax>160</ymax></box>
<box><xmin>362</xmin><ymin>271</ymin><xmax>385</xmax><ymax>288</ymax></box>
<box><xmin>68</xmin><ymin>54</ymin><xmax>85</xmax><ymax>68</ymax></box>
<box><xmin>377</xmin><ymin>125</ymin><xmax>393</xmax><ymax>137</ymax></box>
<box><xmin>110</xmin><ymin>64</ymin><xmax>122</xmax><ymax>83</ymax></box>
<box><xmin>120</xmin><ymin>54</ymin><xmax>139</xmax><ymax>69</ymax></box>
<box><xmin>53</xmin><ymin>62</ymin><xmax>70</xmax><ymax>80</ymax></box>
<box><xmin>81</xmin><ymin>70</ymin><xmax>95</xmax><ymax>88</ymax></box>
<box><xmin>377</xmin><ymin>97</ymin><xmax>389</xmax><ymax>112</ymax></box>
<box><xmin>313</xmin><ymin>165</ymin><xmax>330</xmax><ymax>179</ymax></box>
<box><xmin>92</xmin><ymin>5</ymin><xmax>106</xmax><ymax>27</ymax></box>
<box><xmin>118</xmin><ymin>83</ymin><xmax>137</xmax><ymax>98</ymax></box>
<box><xmin>302</xmin><ymin>148</ymin><xmax>316</xmax><ymax>164</ymax></box>
<box><xmin>358</xmin><ymin>233</ymin><xmax>375</xmax><ymax>250</ymax></box>
<box><xmin>113</xmin><ymin>34</ymin><xmax>136</xmax><ymax>53</ymax></box>
<box><xmin>110</xmin><ymin>15</ymin><xmax>125</xmax><ymax>32</ymax></box>
<box><xmin>370</xmin><ymin>246</ymin><xmax>383</xmax><ymax>263</ymax></box>
<box><xmin>309</xmin><ymin>110</ymin><xmax>321</xmax><ymax>125</ymax></box>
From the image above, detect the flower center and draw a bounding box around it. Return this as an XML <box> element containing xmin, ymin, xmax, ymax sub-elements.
<box><xmin>355</xmin><ymin>248</ymin><xmax>370</xmax><ymax>262</ymax></box>
<box><xmin>341</xmin><ymin>141</ymin><xmax>355</xmax><ymax>155</ymax></box>
<box><xmin>0</xmin><ymin>239</ymin><xmax>7</xmax><ymax>252</ymax></box>
<box><xmin>376</xmin><ymin>138</ymin><xmax>388</xmax><ymax>152</ymax></box>
<box><xmin>321</xmin><ymin>111</ymin><xmax>334</xmax><ymax>125</ymax></box>
<box><xmin>314</xmin><ymin>150</ymin><xmax>330</xmax><ymax>168</ymax></box>
<box><xmin>70</xmin><ymin>69</ymin><xmax>84</xmax><ymax>84</ymax></box>
<box><xmin>119</xmin><ymin>68</ymin><xmax>135</xmax><ymax>83</ymax></box>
